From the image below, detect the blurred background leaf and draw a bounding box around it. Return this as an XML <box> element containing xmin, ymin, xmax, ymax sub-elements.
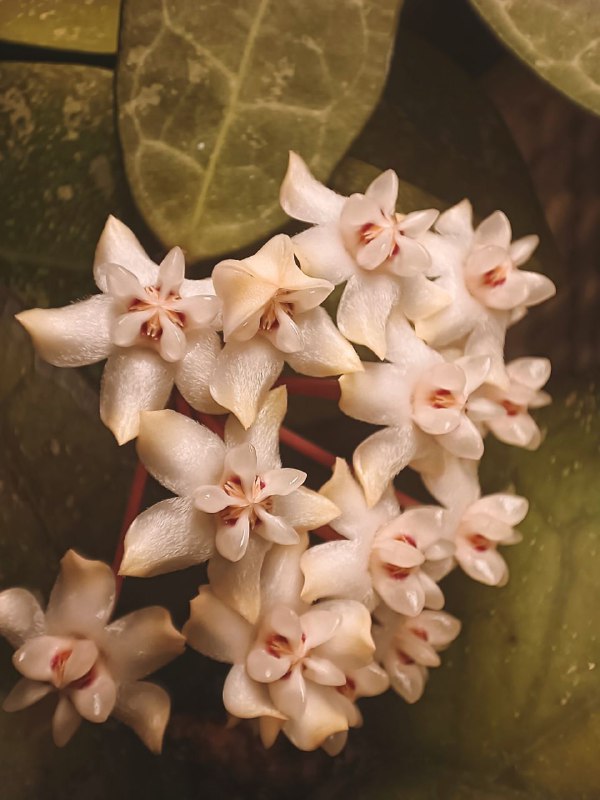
<box><xmin>0</xmin><ymin>63</ymin><xmax>136</xmax><ymax>307</ymax></box>
<box><xmin>0</xmin><ymin>0</ymin><xmax>120</xmax><ymax>54</ymax></box>
<box><xmin>470</xmin><ymin>0</ymin><xmax>600</xmax><ymax>117</ymax></box>
<box><xmin>116</xmin><ymin>0</ymin><xmax>403</xmax><ymax>260</ymax></box>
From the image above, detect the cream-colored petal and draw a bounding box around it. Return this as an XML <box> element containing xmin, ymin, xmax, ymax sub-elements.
<box><xmin>522</xmin><ymin>270</ymin><xmax>556</xmax><ymax>306</ymax></box>
<box><xmin>317</xmin><ymin>459</ymin><xmax>368</xmax><ymax>538</ymax></box>
<box><xmin>385</xmin><ymin>655</ymin><xmax>426</xmax><ymax>703</ymax></box>
<box><xmin>121</xmin><ymin>497</ymin><xmax>215</xmax><ymax>577</ymax></box>
<box><xmin>464</xmin><ymin>314</ymin><xmax>509</xmax><ymax>391</ymax></box>
<box><xmin>339</xmin><ymin>363</ymin><xmax>409</xmax><ymax>427</ymax></box>
<box><xmin>285</xmin><ymin>308</ymin><xmax>362</xmax><ymax>377</ymax></box>
<box><xmin>100</xmin><ymin>349</ymin><xmax>175</xmax><ymax>445</ymax></box>
<box><xmin>255</xmin><ymin>508</ymin><xmax>299</xmax><ymax>546</ymax></box>
<box><xmin>259</xmin><ymin>533</ymin><xmax>308</xmax><ymax>613</ymax></box>
<box><xmin>16</xmin><ymin>295</ymin><xmax>115</xmax><ymax>368</ymax></box>
<box><xmin>282</xmin><ymin>683</ymin><xmax>349</xmax><ymax>751</ymax></box>
<box><xmin>46</xmin><ymin>550</ymin><xmax>115</xmax><ymax>637</ymax></box>
<box><xmin>210</xmin><ymin>339</ymin><xmax>284</xmax><ymax>430</ymax></box>
<box><xmin>301</xmin><ymin>540</ymin><xmax>373</xmax><ymax>606</ymax></box>
<box><xmin>457</xmin><ymin>545</ymin><xmax>508</xmax><ymax>586</ymax></box>
<box><xmin>208</xmin><ymin>537</ymin><xmax>271</xmax><ymax>624</ymax></box>
<box><xmin>292</xmin><ymin>224</ymin><xmax>356</xmax><ymax>284</ymax></box>
<box><xmin>184</xmin><ymin>586</ymin><xmax>252</xmax><ymax>664</ymax></box>
<box><xmin>212</xmin><ymin>261</ymin><xmax>275</xmax><ymax>342</ymax></box>
<box><xmin>434</xmin><ymin>198</ymin><xmax>473</xmax><ymax>239</ymax></box>
<box><xmin>488</xmin><ymin>413</ymin><xmax>541</xmax><ymax>449</ymax></box>
<box><xmin>224</xmin><ymin>385</ymin><xmax>287</xmax><ymax>472</ymax></box>
<box><xmin>113</xmin><ymin>681</ymin><xmax>171</xmax><ymax>753</ymax></box>
<box><xmin>399</xmin><ymin>274</ymin><xmax>451</xmax><ymax>322</ymax></box>
<box><xmin>269</xmin><ymin>666</ymin><xmax>306</xmax><ymax>718</ymax></box>
<box><xmin>365</xmin><ymin>169</ymin><xmax>398</xmax><ymax>213</ymax></box>
<box><xmin>337</xmin><ymin>272</ymin><xmax>400</xmax><ymax>360</ymax></box>
<box><xmin>506</xmin><ymin>356</ymin><xmax>551</xmax><ymax>390</ymax></box>
<box><xmin>158</xmin><ymin>247</ymin><xmax>185</xmax><ymax>297</ymax></box>
<box><xmin>223</xmin><ymin>664</ymin><xmax>286</xmax><ymax>720</ymax></box>
<box><xmin>175</xmin><ymin>329</ymin><xmax>224</xmax><ymax>413</ymax></box>
<box><xmin>474</xmin><ymin>210</ymin><xmax>512</xmax><ymax>249</ymax></box>
<box><xmin>315</xmin><ymin>600</ymin><xmax>374</xmax><ymax>672</ymax></box>
<box><xmin>469</xmin><ymin>493</ymin><xmax>528</xmax><ymax>526</ymax></box>
<box><xmin>279</xmin><ymin>151</ymin><xmax>345</xmax><ymax>225</ymax></box>
<box><xmin>437</xmin><ymin>415</ymin><xmax>484</xmax><ymax>459</ymax></box>
<box><xmin>0</xmin><ymin>589</ymin><xmax>45</xmax><ymax>648</ymax></box>
<box><xmin>137</xmin><ymin>409</ymin><xmax>225</xmax><ymax>495</ymax></box>
<box><xmin>104</xmin><ymin>606</ymin><xmax>184</xmax><ymax>682</ymax></box>
<box><xmin>93</xmin><ymin>216</ymin><xmax>158</xmax><ymax>291</ymax></box>
<box><xmin>353</xmin><ymin>426</ymin><xmax>418</xmax><ymax>507</ymax></box>
<box><xmin>455</xmin><ymin>355</ymin><xmax>491</xmax><ymax>396</ymax></box>
<box><xmin>271</xmin><ymin>486</ymin><xmax>339</xmax><ymax>532</ymax></box>
<box><xmin>3</xmin><ymin>678</ymin><xmax>52</xmax><ymax>712</ymax></box>
<box><xmin>52</xmin><ymin>695</ymin><xmax>81</xmax><ymax>747</ymax></box>
<box><xmin>69</xmin><ymin>662</ymin><xmax>117</xmax><ymax>722</ymax></box>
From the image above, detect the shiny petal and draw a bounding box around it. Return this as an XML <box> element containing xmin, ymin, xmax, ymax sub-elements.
<box><xmin>339</xmin><ymin>363</ymin><xmax>409</xmax><ymax>427</ymax></box>
<box><xmin>121</xmin><ymin>497</ymin><xmax>215</xmax><ymax>578</ymax></box>
<box><xmin>52</xmin><ymin>695</ymin><xmax>81</xmax><ymax>747</ymax></box>
<box><xmin>224</xmin><ymin>385</ymin><xmax>287</xmax><ymax>472</ymax></box>
<box><xmin>113</xmin><ymin>681</ymin><xmax>171</xmax><ymax>753</ymax></box>
<box><xmin>271</xmin><ymin>486</ymin><xmax>339</xmax><ymax>532</ymax></box>
<box><xmin>285</xmin><ymin>308</ymin><xmax>362</xmax><ymax>377</ymax></box>
<box><xmin>194</xmin><ymin>485</ymin><xmax>232</xmax><ymax>513</ymax></box>
<box><xmin>292</xmin><ymin>224</ymin><xmax>356</xmax><ymax>284</ymax></box>
<box><xmin>0</xmin><ymin>589</ymin><xmax>45</xmax><ymax>648</ymax></box>
<box><xmin>224</xmin><ymin>443</ymin><xmax>258</xmax><ymax>494</ymax></box>
<box><xmin>269</xmin><ymin>666</ymin><xmax>306</xmax><ymax>718</ymax></box>
<box><xmin>374</xmin><ymin>570</ymin><xmax>425</xmax><ymax>616</ymax></box>
<box><xmin>489</xmin><ymin>413</ymin><xmax>541</xmax><ymax>449</ymax></box>
<box><xmin>46</xmin><ymin>550</ymin><xmax>115</xmax><ymax>637</ymax></box>
<box><xmin>212</xmin><ymin>261</ymin><xmax>274</xmax><ymax>342</ymax></box>
<box><xmin>434</xmin><ymin>198</ymin><xmax>473</xmax><ymax>239</ymax></box>
<box><xmin>283</xmin><ymin>683</ymin><xmax>349</xmax><ymax>750</ymax></box>
<box><xmin>262</xmin><ymin>468</ymin><xmax>306</xmax><ymax>497</ymax></box>
<box><xmin>280</xmin><ymin>151</ymin><xmax>345</xmax><ymax>225</ymax></box>
<box><xmin>301</xmin><ymin>540</ymin><xmax>373</xmax><ymax>606</ymax></box>
<box><xmin>357</xmin><ymin>228</ymin><xmax>394</xmax><ymax>270</ymax></box>
<box><xmin>522</xmin><ymin>270</ymin><xmax>557</xmax><ymax>306</ymax></box>
<box><xmin>104</xmin><ymin>607</ymin><xmax>184</xmax><ymax>681</ymax></box>
<box><xmin>105</xmin><ymin>262</ymin><xmax>145</xmax><ymax>302</ymax></box>
<box><xmin>455</xmin><ymin>355</ymin><xmax>491</xmax><ymax>395</ymax></box>
<box><xmin>13</xmin><ymin>636</ymin><xmax>74</xmax><ymax>683</ymax></box>
<box><xmin>400</xmin><ymin>208</ymin><xmax>439</xmax><ymax>237</ymax></box>
<box><xmin>353</xmin><ymin>426</ymin><xmax>418</xmax><ymax>507</ymax></box>
<box><xmin>255</xmin><ymin>508</ymin><xmax>300</xmax><ymax>546</ymax></box>
<box><xmin>100</xmin><ymin>349</ymin><xmax>175</xmax><ymax>445</ymax></box>
<box><xmin>175</xmin><ymin>329</ymin><xmax>224</xmax><ymax>413</ymax></box>
<box><xmin>158</xmin><ymin>247</ymin><xmax>185</xmax><ymax>297</ymax></box>
<box><xmin>469</xmin><ymin>494</ymin><xmax>528</xmax><ymax>526</ymax></box>
<box><xmin>216</xmin><ymin>514</ymin><xmax>251</xmax><ymax>562</ymax></box>
<box><xmin>365</xmin><ymin>169</ymin><xmax>398</xmax><ymax>214</ymax></box>
<box><xmin>399</xmin><ymin>274</ymin><xmax>452</xmax><ymax>321</ymax></box>
<box><xmin>303</xmin><ymin>656</ymin><xmax>346</xmax><ymax>686</ymax></box>
<box><xmin>474</xmin><ymin>210</ymin><xmax>512</xmax><ymax>249</ymax></box>
<box><xmin>137</xmin><ymin>409</ymin><xmax>225</xmax><ymax>495</ymax></box>
<box><xmin>157</xmin><ymin>313</ymin><xmax>187</xmax><ymax>362</ymax></box>
<box><xmin>69</xmin><ymin>664</ymin><xmax>117</xmax><ymax>722</ymax></box>
<box><xmin>259</xmin><ymin>534</ymin><xmax>309</xmax><ymax>612</ymax></box>
<box><xmin>246</xmin><ymin>648</ymin><xmax>292</xmax><ymax>683</ymax></box>
<box><xmin>3</xmin><ymin>678</ymin><xmax>52</xmax><ymax>712</ymax></box>
<box><xmin>184</xmin><ymin>586</ymin><xmax>252</xmax><ymax>664</ymax></box>
<box><xmin>337</xmin><ymin>272</ymin><xmax>400</xmax><ymax>360</ymax></box>
<box><xmin>386</xmin><ymin>656</ymin><xmax>426</xmax><ymax>703</ymax></box>
<box><xmin>16</xmin><ymin>295</ymin><xmax>115</xmax><ymax>368</ymax></box>
<box><xmin>94</xmin><ymin>216</ymin><xmax>157</xmax><ymax>289</ymax></box>
<box><xmin>509</xmin><ymin>234</ymin><xmax>539</xmax><ymax>266</ymax></box>
<box><xmin>209</xmin><ymin>537</ymin><xmax>271</xmax><ymax>624</ymax></box>
<box><xmin>301</xmin><ymin>609</ymin><xmax>340</xmax><ymax>649</ymax></box>
<box><xmin>437</xmin><ymin>415</ymin><xmax>484</xmax><ymax>459</ymax></box>
<box><xmin>507</xmin><ymin>356</ymin><xmax>551</xmax><ymax>390</ymax></box>
<box><xmin>210</xmin><ymin>339</ymin><xmax>284</xmax><ymax>429</ymax></box>
<box><xmin>388</xmin><ymin>236</ymin><xmax>431</xmax><ymax>277</ymax></box>
<box><xmin>223</xmin><ymin>664</ymin><xmax>285</xmax><ymax>719</ymax></box>
<box><xmin>315</xmin><ymin>600</ymin><xmax>374</xmax><ymax>671</ymax></box>
<box><xmin>458</xmin><ymin>545</ymin><xmax>508</xmax><ymax>586</ymax></box>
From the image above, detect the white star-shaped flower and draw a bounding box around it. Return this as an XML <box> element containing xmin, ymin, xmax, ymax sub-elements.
<box><xmin>279</xmin><ymin>152</ymin><xmax>449</xmax><ymax>359</ymax></box>
<box><xmin>469</xmin><ymin>357</ymin><xmax>551</xmax><ymax>449</ymax></box>
<box><xmin>210</xmin><ymin>233</ymin><xmax>361</xmax><ymax>428</ymax></box>
<box><xmin>301</xmin><ymin>460</ymin><xmax>454</xmax><ymax>616</ymax></box>
<box><xmin>183</xmin><ymin>536</ymin><xmax>383</xmax><ymax>753</ymax></box>
<box><xmin>120</xmin><ymin>387</ymin><xmax>339</xmax><ymax>622</ymax></box>
<box><xmin>339</xmin><ymin>310</ymin><xmax>490</xmax><ymax>506</ymax></box>
<box><xmin>0</xmin><ymin>551</ymin><xmax>184</xmax><ymax>750</ymax></box>
<box><xmin>16</xmin><ymin>216</ymin><xmax>221</xmax><ymax>444</ymax></box>
<box><xmin>373</xmin><ymin>605</ymin><xmax>461</xmax><ymax>703</ymax></box>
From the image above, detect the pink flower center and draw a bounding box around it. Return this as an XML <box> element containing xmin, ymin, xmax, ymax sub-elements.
<box><xmin>358</xmin><ymin>213</ymin><xmax>405</xmax><ymax>258</ymax></box>
<box><xmin>396</xmin><ymin>649</ymin><xmax>415</xmax><ymax>665</ymax></box>
<box><xmin>129</xmin><ymin>286</ymin><xmax>185</xmax><ymax>341</ymax></box>
<box><xmin>468</xmin><ymin>533</ymin><xmax>493</xmax><ymax>552</ymax></box>
<box><xmin>502</xmin><ymin>399</ymin><xmax>524</xmax><ymax>417</ymax></box>
<box><xmin>385</xmin><ymin>564</ymin><xmax>413</xmax><ymax>580</ymax></box>
<box><xmin>429</xmin><ymin>388</ymin><xmax>456</xmax><ymax>409</ymax></box>
<box><xmin>482</xmin><ymin>265</ymin><xmax>508</xmax><ymax>288</ymax></box>
<box><xmin>395</xmin><ymin>534</ymin><xmax>417</xmax><ymax>547</ymax></box>
<box><xmin>266</xmin><ymin>633</ymin><xmax>292</xmax><ymax>658</ymax></box>
<box><xmin>410</xmin><ymin>627</ymin><xmax>429</xmax><ymax>642</ymax></box>
<box><xmin>336</xmin><ymin>676</ymin><xmax>357</xmax><ymax>698</ymax></box>
<box><xmin>259</xmin><ymin>292</ymin><xmax>293</xmax><ymax>331</ymax></box>
<box><xmin>220</xmin><ymin>475</ymin><xmax>271</xmax><ymax>528</ymax></box>
<box><xmin>51</xmin><ymin>649</ymin><xmax>73</xmax><ymax>684</ymax></box>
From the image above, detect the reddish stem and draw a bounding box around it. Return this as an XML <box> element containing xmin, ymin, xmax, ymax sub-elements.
<box><xmin>279</xmin><ymin>425</ymin><xmax>336</xmax><ymax>469</ymax></box>
<box><xmin>112</xmin><ymin>460</ymin><xmax>148</xmax><ymax>598</ymax></box>
<box><xmin>276</xmin><ymin>376</ymin><xmax>341</xmax><ymax>402</ymax></box>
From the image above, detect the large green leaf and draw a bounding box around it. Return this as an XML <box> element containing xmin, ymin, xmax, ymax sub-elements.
<box><xmin>342</xmin><ymin>30</ymin><xmax>561</xmax><ymax>283</ymax></box>
<box><xmin>116</xmin><ymin>0</ymin><xmax>403</xmax><ymax>260</ymax></box>
<box><xmin>350</xmin><ymin>381</ymin><xmax>600</xmax><ymax>798</ymax></box>
<box><xmin>470</xmin><ymin>0</ymin><xmax>600</xmax><ymax>117</ymax></box>
<box><xmin>0</xmin><ymin>63</ymin><xmax>135</xmax><ymax>307</ymax></box>
<box><xmin>0</xmin><ymin>0</ymin><xmax>120</xmax><ymax>54</ymax></box>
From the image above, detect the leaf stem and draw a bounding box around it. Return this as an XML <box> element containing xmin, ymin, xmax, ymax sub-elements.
<box><xmin>112</xmin><ymin>460</ymin><xmax>148</xmax><ymax>597</ymax></box>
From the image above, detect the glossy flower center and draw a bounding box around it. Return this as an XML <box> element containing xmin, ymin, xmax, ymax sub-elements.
<box><xmin>482</xmin><ymin>265</ymin><xmax>509</xmax><ymax>288</ymax></box>
<box><xmin>220</xmin><ymin>475</ymin><xmax>272</xmax><ymax>528</ymax></box>
<box><xmin>502</xmin><ymin>399</ymin><xmax>524</xmax><ymax>417</ymax></box>
<box><xmin>336</xmin><ymin>676</ymin><xmax>356</xmax><ymax>698</ymax></box>
<box><xmin>358</xmin><ymin>211</ymin><xmax>406</xmax><ymax>258</ymax></box>
<box><xmin>129</xmin><ymin>285</ymin><xmax>185</xmax><ymax>341</ymax></box>
<box><xmin>429</xmin><ymin>388</ymin><xmax>457</xmax><ymax>409</ymax></box>
<box><xmin>259</xmin><ymin>293</ymin><xmax>293</xmax><ymax>332</ymax></box>
<box><xmin>50</xmin><ymin>649</ymin><xmax>73</xmax><ymax>685</ymax></box>
<box><xmin>467</xmin><ymin>533</ymin><xmax>493</xmax><ymax>552</ymax></box>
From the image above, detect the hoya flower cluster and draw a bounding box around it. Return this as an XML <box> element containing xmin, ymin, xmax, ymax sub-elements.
<box><xmin>4</xmin><ymin>153</ymin><xmax>554</xmax><ymax>754</ymax></box>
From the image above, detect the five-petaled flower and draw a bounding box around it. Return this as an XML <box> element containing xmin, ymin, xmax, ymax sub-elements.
<box><xmin>16</xmin><ymin>217</ymin><xmax>221</xmax><ymax>444</ymax></box>
<box><xmin>280</xmin><ymin>152</ymin><xmax>448</xmax><ymax>359</ymax></box>
<box><xmin>210</xmin><ymin>233</ymin><xmax>361</xmax><ymax>428</ymax></box>
<box><xmin>0</xmin><ymin>551</ymin><xmax>184</xmax><ymax>750</ymax></box>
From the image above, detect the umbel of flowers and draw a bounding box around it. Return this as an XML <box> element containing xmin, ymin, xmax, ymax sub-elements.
<box><xmin>5</xmin><ymin>152</ymin><xmax>554</xmax><ymax>754</ymax></box>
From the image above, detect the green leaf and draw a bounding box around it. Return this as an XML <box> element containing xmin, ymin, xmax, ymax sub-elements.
<box><xmin>0</xmin><ymin>63</ymin><xmax>135</xmax><ymax>307</ymax></box>
<box><xmin>0</xmin><ymin>0</ymin><xmax>120</xmax><ymax>54</ymax></box>
<box><xmin>116</xmin><ymin>0</ymin><xmax>403</xmax><ymax>260</ymax></box>
<box><xmin>470</xmin><ymin>0</ymin><xmax>600</xmax><ymax>117</ymax></box>
<box><xmin>353</xmin><ymin>381</ymin><xmax>600</xmax><ymax>799</ymax></box>
<box><xmin>341</xmin><ymin>31</ymin><xmax>561</xmax><ymax>283</ymax></box>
